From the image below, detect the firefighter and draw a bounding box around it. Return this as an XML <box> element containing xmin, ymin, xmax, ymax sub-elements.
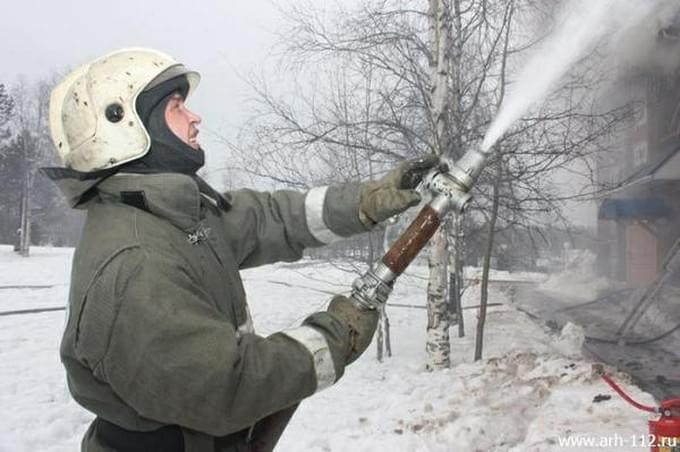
<box><xmin>44</xmin><ymin>48</ymin><xmax>438</xmax><ymax>452</ymax></box>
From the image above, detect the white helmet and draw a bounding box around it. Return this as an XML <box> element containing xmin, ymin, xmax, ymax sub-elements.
<box><xmin>48</xmin><ymin>48</ymin><xmax>200</xmax><ymax>172</ymax></box>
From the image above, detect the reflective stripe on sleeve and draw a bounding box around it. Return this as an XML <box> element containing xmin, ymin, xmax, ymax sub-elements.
<box><xmin>281</xmin><ymin>326</ymin><xmax>336</xmax><ymax>392</ymax></box>
<box><xmin>304</xmin><ymin>186</ymin><xmax>343</xmax><ymax>244</ymax></box>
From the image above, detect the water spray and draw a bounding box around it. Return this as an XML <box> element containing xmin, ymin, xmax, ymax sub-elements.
<box><xmin>482</xmin><ymin>0</ymin><xmax>676</xmax><ymax>152</ymax></box>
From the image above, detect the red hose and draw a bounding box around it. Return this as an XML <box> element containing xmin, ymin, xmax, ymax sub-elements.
<box><xmin>601</xmin><ymin>374</ymin><xmax>657</xmax><ymax>413</ymax></box>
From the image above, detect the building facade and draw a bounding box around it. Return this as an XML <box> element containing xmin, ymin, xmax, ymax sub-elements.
<box><xmin>597</xmin><ymin>31</ymin><xmax>680</xmax><ymax>287</ymax></box>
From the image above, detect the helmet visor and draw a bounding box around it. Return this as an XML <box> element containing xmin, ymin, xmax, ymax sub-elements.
<box><xmin>146</xmin><ymin>64</ymin><xmax>200</xmax><ymax>97</ymax></box>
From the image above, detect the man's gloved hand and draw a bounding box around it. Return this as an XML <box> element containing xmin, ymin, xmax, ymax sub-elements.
<box><xmin>359</xmin><ymin>155</ymin><xmax>440</xmax><ymax>227</ymax></box>
<box><xmin>326</xmin><ymin>295</ymin><xmax>379</xmax><ymax>364</ymax></box>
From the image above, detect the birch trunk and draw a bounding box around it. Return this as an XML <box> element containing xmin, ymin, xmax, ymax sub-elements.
<box><xmin>425</xmin><ymin>0</ymin><xmax>453</xmax><ymax>370</ymax></box>
<box><xmin>426</xmin><ymin>228</ymin><xmax>450</xmax><ymax>369</ymax></box>
<box><xmin>376</xmin><ymin>304</ymin><xmax>392</xmax><ymax>362</ymax></box>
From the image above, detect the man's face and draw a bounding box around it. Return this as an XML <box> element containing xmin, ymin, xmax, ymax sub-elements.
<box><xmin>164</xmin><ymin>93</ymin><xmax>202</xmax><ymax>150</ymax></box>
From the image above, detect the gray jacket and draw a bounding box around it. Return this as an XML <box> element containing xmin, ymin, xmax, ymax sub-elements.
<box><xmin>49</xmin><ymin>171</ymin><xmax>369</xmax><ymax>451</ymax></box>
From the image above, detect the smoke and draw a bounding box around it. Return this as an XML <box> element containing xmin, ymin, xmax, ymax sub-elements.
<box><xmin>481</xmin><ymin>0</ymin><xmax>680</xmax><ymax>152</ymax></box>
<box><xmin>613</xmin><ymin>1</ymin><xmax>680</xmax><ymax>73</ymax></box>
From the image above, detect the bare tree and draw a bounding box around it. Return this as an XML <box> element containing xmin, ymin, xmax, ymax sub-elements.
<box><xmin>228</xmin><ymin>0</ymin><xmax>633</xmax><ymax>366</ymax></box>
<box><xmin>475</xmin><ymin>160</ymin><xmax>501</xmax><ymax>360</ymax></box>
<box><xmin>425</xmin><ymin>0</ymin><xmax>453</xmax><ymax>369</ymax></box>
<box><xmin>0</xmin><ymin>84</ymin><xmax>16</xmax><ymax>247</ymax></box>
<box><xmin>2</xmin><ymin>78</ymin><xmax>59</xmax><ymax>255</ymax></box>
<box><xmin>0</xmin><ymin>84</ymin><xmax>13</xmax><ymax>139</ymax></box>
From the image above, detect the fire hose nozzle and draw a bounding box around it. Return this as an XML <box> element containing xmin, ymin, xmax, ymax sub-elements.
<box><xmin>349</xmin><ymin>145</ymin><xmax>492</xmax><ymax>310</ymax></box>
<box><xmin>422</xmin><ymin>170</ymin><xmax>472</xmax><ymax>215</ymax></box>
<box><xmin>421</xmin><ymin>146</ymin><xmax>493</xmax><ymax>215</ymax></box>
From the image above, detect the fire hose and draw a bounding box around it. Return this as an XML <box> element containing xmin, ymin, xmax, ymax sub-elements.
<box><xmin>350</xmin><ymin>146</ymin><xmax>491</xmax><ymax>310</ymax></box>
<box><xmin>601</xmin><ymin>373</ymin><xmax>657</xmax><ymax>413</ymax></box>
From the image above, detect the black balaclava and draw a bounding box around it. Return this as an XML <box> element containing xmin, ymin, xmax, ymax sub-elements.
<box><xmin>122</xmin><ymin>75</ymin><xmax>228</xmax><ymax>209</ymax></box>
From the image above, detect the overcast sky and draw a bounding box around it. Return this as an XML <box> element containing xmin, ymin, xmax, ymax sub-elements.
<box><xmin>1</xmin><ymin>1</ymin><xmax>601</xmax><ymax>227</ymax></box>
<box><xmin>1</xmin><ymin>0</ymin><xmax>301</xmax><ymax>182</ymax></box>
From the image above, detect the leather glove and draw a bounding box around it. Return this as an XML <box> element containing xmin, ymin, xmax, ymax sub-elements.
<box><xmin>359</xmin><ymin>155</ymin><xmax>440</xmax><ymax>227</ymax></box>
<box><xmin>327</xmin><ymin>295</ymin><xmax>379</xmax><ymax>364</ymax></box>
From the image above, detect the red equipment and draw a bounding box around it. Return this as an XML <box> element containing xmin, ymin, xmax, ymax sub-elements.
<box><xmin>601</xmin><ymin>374</ymin><xmax>680</xmax><ymax>452</ymax></box>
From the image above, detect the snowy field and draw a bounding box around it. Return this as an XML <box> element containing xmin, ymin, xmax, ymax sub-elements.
<box><xmin>0</xmin><ymin>246</ymin><xmax>658</xmax><ymax>452</ymax></box>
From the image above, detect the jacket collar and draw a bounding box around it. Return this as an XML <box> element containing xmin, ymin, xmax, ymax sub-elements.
<box><xmin>96</xmin><ymin>173</ymin><xmax>206</xmax><ymax>232</ymax></box>
<box><xmin>44</xmin><ymin>168</ymin><xmax>231</xmax><ymax>232</ymax></box>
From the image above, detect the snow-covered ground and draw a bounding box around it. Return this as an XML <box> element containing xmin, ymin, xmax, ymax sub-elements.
<box><xmin>516</xmin><ymin>250</ymin><xmax>680</xmax><ymax>403</ymax></box>
<box><xmin>0</xmin><ymin>246</ymin><xmax>659</xmax><ymax>451</ymax></box>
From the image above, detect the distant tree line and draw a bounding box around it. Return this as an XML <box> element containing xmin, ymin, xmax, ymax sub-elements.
<box><xmin>0</xmin><ymin>78</ymin><xmax>83</xmax><ymax>255</ymax></box>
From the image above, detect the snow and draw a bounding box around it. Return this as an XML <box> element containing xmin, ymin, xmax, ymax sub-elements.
<box><xmin>0</xmin><ymin>246</ymin><xmax>659</xmax><ymax>451</ymax></box>
<box><xmin>551</xmin><ymin>322</ymin><xmax>586</xmax><ymax>359</ymax></box>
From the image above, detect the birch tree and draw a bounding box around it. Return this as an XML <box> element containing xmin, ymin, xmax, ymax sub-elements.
<box><xmin>425</xmin><ymin>0</ymin><xmax>453</xmax><ymax>369</ymax></box>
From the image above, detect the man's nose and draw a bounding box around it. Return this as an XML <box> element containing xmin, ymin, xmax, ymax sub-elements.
<box><xmin>188</xmin><ymin>109</ymin><xmax>202</xmax><ymax>125</ymax></box>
